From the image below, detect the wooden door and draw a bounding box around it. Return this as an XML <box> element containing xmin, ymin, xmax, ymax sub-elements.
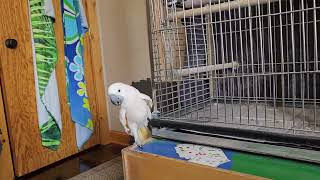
<box><xmin>0</xmin><ymin>81</ymin><xmax>15</xmax><ymax>180</ymax></box>
<box><xmin>0</xmin><ymin>0</ymin><xmax>109</xmax><ymax>176</ymax></box>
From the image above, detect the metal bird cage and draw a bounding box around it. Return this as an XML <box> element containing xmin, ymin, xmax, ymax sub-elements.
<box><xmin>147</xmin><ymin>0</ymin><xmax>320</xmax><ymax>162</ymax></box>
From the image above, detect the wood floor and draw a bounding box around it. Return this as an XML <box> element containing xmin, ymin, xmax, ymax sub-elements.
<box><xmin>69</xmin><ymin>157</ymin><xmax>123</xmax><ymax>180</ymax></box>
<box><xmin>17</xmin><ymin>144</ymin><xmax>125</xmax><ymax>180</ymax></box>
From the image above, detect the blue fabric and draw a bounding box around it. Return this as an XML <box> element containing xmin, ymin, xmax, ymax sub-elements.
<box><xmin>135</xmin><ymin>139</ymin><xmax>233</xmax><ymax>170</ymax></box>
<box><xmin>61</xmin><ymin>0</ymin><xmax>93</xmax><ymax>149</ymax></box>
<box><xmin>136</xmin><ymin>140</ymin><xmax>188</xmax><ymax>160</ymax></box>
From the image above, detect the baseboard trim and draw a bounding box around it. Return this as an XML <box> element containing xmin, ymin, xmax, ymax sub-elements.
<box><xmin>109</xmin><ymin>130</ymin><xmax>133</xmax><ymax>146</ymax></box>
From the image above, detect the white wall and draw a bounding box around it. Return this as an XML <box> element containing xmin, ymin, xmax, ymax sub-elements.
<box><xmin>125</xmin><ymin>0</ymin><xmax>152</xmax><ymax>82</ymax></box>
<box><xmin>96</xmin><ymin>0</ymin><xmax>151</xmax><ymax>131</ymax></box>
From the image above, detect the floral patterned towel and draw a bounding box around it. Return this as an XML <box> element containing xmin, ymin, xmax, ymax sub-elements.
<box><xmin>61</xmin><ymin>0</ymin><xmax>93</xmax><ymax>149</ymax></box>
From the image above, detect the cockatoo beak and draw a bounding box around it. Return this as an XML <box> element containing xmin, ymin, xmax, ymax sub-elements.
<box><xmin>109</xmin><ymin>94</ymin><xmax>124</xmax><ymax>106</ymax></box>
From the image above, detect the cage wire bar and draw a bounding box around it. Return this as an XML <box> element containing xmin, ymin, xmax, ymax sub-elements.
<box><xmin>148</xmin><ymin>0</ymin><xmax>320</xmax><ymax>143</ymax></box>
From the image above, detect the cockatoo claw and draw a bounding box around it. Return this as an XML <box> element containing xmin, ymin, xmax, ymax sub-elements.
<box><xmin>151</xmin><ymin>111</ymin><xmax>161</xmax><ymax>119</ymax></box>
<box><xmin>134</xmin><ymin>142</ymin><xmax>143</xmax><ymax>148</ymax></box>
<box><xmin>125</xmin><ymin>128</ymin><xmax>132</xmax><ymax>135</ymax></box>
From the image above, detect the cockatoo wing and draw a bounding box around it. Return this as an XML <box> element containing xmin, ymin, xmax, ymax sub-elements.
<box><xmin>139</xmin><ymin>93</ymin><xmax>153</xmax><ymax>109</ymax></box>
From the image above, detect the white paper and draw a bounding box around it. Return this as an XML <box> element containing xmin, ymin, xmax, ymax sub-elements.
<box><xmin>175</xmin><ymin>144</ymin><xmax>230</xmax><ymax>168</ymax></box>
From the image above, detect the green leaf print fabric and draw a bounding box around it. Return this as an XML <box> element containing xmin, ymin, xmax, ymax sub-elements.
<box><xmin>29</xmin><ymin>0</ymin><xmax>62</xmax><ymax>150</ymax></box>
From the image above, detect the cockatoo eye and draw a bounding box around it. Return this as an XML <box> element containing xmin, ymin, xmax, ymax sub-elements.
<box><xmin>118</xmin><ymin>89</ymin><xmax>121</xmax><ymax>92</ymax></box>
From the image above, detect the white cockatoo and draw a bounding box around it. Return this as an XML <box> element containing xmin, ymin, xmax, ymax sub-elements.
<box><xmin>107</xmin><ymin>82</ymin><xmax>159</xmax><ymax>146</ymax></box>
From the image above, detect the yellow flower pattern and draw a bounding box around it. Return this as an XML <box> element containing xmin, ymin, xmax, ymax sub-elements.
<box><xmin>77</xmin><ymin>81</ymin><xmax>88</xmax><ymax>97</ymax></box>
<box><xmin>86</xmin><ymin>119</ymin><xmax>93</xmax><ymax>130</ymax></box>
<box><xmin>82</xmin><ymin>97</ymin><xmax>90</xmax><ymax>112</ymax></box>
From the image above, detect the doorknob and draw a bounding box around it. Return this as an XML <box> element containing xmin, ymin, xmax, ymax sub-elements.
<box><xmin>5</xmin><ymin>39</ymin><xmax>18</xmax><ymax>49</ymax></box>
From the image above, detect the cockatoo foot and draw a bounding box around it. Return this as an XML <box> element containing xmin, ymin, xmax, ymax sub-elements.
<box><xmin>134</xmin><ymin>142</ymin><xmax>143</xmax><ymax>148</ymax></box>
<box><xmin>125</xmin><ymin>128</ymin><xmax>132</xmax><ymax>135</ymax></box>
<box><xmin>151</xmin><ymin>111</ymin><xmax>161</xmax><ymax>119</ymax></box>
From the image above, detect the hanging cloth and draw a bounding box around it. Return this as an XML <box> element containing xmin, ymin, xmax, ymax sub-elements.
<box><xmin>29</xmin><ymin>0</ymin><xmax>62</xmax><ymax>150</ymax></box>
<box><xmin>61</xmin><ymin>0</ymin><xmax>93</xmax><ymax>149</ymax></box>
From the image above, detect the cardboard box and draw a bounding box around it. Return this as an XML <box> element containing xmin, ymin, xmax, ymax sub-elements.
<box><xmin>122</xmin><ymin>145</ymin><xmax>268</xmax><ymax>180</ymax></box>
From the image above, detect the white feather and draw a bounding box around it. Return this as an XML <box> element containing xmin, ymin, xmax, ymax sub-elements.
<box><xmin>108</xmin><ymin>82</ymin><xmax>152</xmax><ymax>146</ymax></box>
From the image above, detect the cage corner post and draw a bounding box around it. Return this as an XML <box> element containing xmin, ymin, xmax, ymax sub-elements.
<box><xmin>205</xmin><ymin>9</ymin><xmax>216</xmax><ymax>100</ymax></box>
